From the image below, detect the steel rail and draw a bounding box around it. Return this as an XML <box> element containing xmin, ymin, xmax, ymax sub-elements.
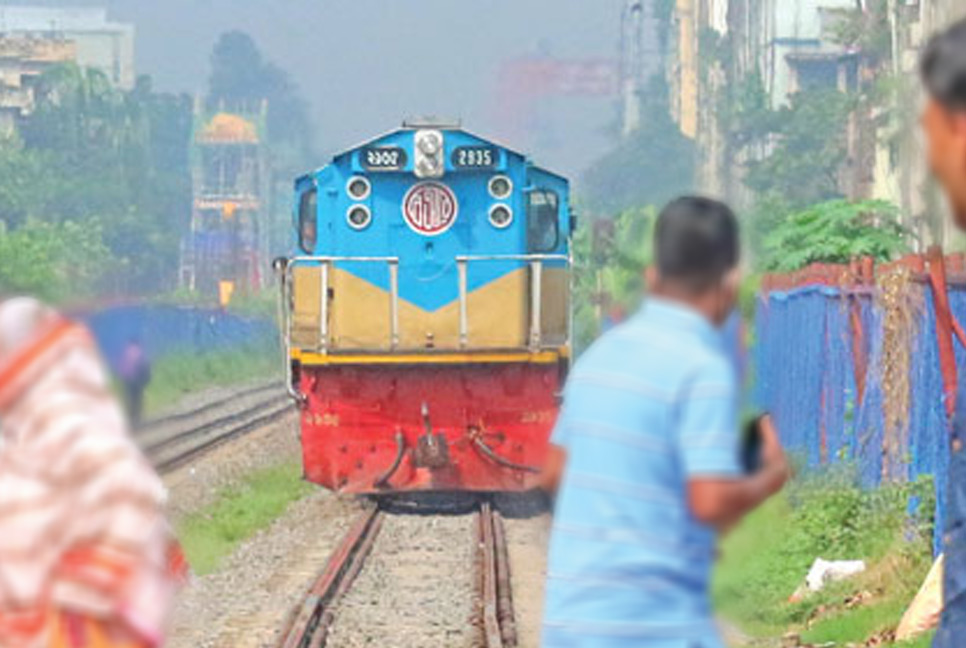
<box><xmin>144</xmin><ymin>394</ymin><xmax>289</xmax><ymax>455</ymax></box>
<box><xmin>152</xmin><ymin>401</ymin><xmax>294</xmax><ymax>474</ymax></box>
<box><xmin>276</xmin><ymin>499</ymin><xmax>517</xmax><ymax>647</ymax></box>
<box><xmin>477</xmin><ymin>502</ymin><xmax>517</xmax><ymax>647</ymax></box>
<box><xmin>275</xmin><ymin>507</ymin><xmax>384</xmax><ymax>648</ymax></box>
<box><xmin>137</xmin><ymin>381</ymin><xmax>282</xmax><ymax>433</ymax></box>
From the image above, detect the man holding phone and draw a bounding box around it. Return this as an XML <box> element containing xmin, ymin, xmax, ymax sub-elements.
<box><xmin>540</xmin><ymin>197</ymin><xmax>789</xmax><ymax>647</ymax></box>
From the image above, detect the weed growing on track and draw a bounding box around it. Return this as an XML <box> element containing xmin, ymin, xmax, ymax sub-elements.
<box><xmin>713</xmin><ymin>469</ymin><xmax>935</xmax><ymax>645</ymax></box>
<box><xmin>145</xmin><ymin>343</ymin><xmax>280</xmax><ymax>415</ymax></box>
<box><xmin>176</xmin><ymin>462</ymin><xmax>313</xmax><ymax>575</ymax></box>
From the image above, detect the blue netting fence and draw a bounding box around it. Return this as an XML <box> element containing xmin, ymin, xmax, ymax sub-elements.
<box><xmin>755</xmin><ymin>256</ymin><xmax>966</xmax><ymax>554</ymax></box>
<box><xmin>75</xmin><ymin>304</ymin><xmax>277</xmax><ymax>374</ymax></box>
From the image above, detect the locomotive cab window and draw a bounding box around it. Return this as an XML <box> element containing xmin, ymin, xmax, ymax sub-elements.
<box><xmin>298</xmin><ymin>187</ymin><xmax>317</xmax><ymax>254</ymax></box>
<box><xmin>527</xmin><ymin>189</ymin><xmax>559</xmax><ymax>253</ymax></box>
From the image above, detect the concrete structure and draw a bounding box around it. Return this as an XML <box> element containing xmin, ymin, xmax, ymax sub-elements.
<box><xmin>182</xmin><ymin>100</ymin><xmax>272</xmax><ymax>297</ymax></box>
<box><xmin>0</xmin><ymin>37</ymin><xmax>75</xmax><ymax>135</ymax></box>
<box><xmin>761</xmin><ymin>0</ymin><xmax>857</xmax><ymax>109</ymax></box>
<box><xmin>869</xmin><ymin>0</ymin><xmax>966</xmax><ymax>247</ymax></box>
<box><xmin>0</xmin><ymin>6</ymin><xmax>134</xmax><ymax>89</ymax></box>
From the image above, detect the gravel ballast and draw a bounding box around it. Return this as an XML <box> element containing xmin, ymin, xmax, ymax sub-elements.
<box><xmin>325</xmin><ymin>512</ymin><xmax>479</xmax><ymax>648</ymax></box>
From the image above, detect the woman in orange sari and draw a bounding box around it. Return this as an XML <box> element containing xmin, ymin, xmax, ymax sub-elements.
<box><xmin>0</xmin><ymin>298</ymin><xmax>185</xmax><ymax>648</ymax></box>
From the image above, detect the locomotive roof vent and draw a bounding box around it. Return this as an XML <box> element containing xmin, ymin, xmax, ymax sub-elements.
<box><xmin>402</xmin><ymin>116</ymin><xmax>462</xmax><ymax>130</ymax></box>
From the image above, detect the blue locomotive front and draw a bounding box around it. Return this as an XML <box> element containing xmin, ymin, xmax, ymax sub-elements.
<box><xmin>278</xmin><ymin>120</ymin><xmax>574</xmax><ymax>493</ymax></box>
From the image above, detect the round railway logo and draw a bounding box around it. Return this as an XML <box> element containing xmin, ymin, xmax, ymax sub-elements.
<box><xmin>402</xmin><ymin>181</ymin><xmax>458</xmax><ymax>236</ymax></box>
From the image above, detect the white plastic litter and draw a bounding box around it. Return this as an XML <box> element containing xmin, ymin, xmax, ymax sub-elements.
<box><xmin>790</xmin><ymin>558</ymin><xmax>867</xmax><ymax>601</ymax></box>
<box><xmin>805</xmin><ymin>558</ymin><xmax>867</xmax><ymax>591</ymax></box>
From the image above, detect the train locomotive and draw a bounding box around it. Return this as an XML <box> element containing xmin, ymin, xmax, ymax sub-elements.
<box><xmin>276</xmin><ymin>120</ymin><xmax>573</xmax><ymax>494</ymax></box>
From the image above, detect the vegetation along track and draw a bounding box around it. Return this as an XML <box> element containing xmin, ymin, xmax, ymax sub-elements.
<box><xmin>139</xmin><ymin>382</ymin><xmax>293</xmax><ymax>473</ymax></box>
<box><xmin>277</xmin><ymin>500</ymin><xmax>517</xmax><ymax>648</ymax></box>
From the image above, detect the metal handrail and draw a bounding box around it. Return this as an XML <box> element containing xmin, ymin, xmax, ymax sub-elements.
<box><xmin>455</xmin><ymin>254</ymin><xmax>570</xmax><ymax>351</ymax></box>
<box><xmin>286</xmin><ymin>255</ymin><xmax>401</xmax><ymax>355</ymax></box>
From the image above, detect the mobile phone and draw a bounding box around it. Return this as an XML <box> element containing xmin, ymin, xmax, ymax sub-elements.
<box><xmin>742</xmin><ymin>414</ymin><xmax>766</xmax><ymax>474</ymax></box>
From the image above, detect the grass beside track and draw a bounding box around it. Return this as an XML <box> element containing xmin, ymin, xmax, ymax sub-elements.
<box><xmin>177</xmin><ymin>462</ymin><xmax>314</xmax><ymax>575</ymax></box>
<box><xmin>713</xmin><ymin>470</ymin><xmax>936</xmax><ymax>646</ymax></box>
<box><xmin>144</xmin><ymin>343</ymin><xmax>280</xmax><ymax>416</ymax></box>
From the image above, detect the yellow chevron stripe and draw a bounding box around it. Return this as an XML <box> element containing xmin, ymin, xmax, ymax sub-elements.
<box><xmin>291</xmin><ymin>348</ymin><xmax>567</xmax><ymax>366</ymax></box>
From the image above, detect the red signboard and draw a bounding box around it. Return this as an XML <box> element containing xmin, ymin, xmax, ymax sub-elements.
<box><xmin>402</xmin><ymin>182</ymin><xmax>458</xmax><ymax>236</ymax></box>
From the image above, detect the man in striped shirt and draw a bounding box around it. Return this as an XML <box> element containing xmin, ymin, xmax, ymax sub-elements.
<box><xmin>541</xmin><ymin>197</ymin><xmax>789</xmax><ymax>647</ymax></box>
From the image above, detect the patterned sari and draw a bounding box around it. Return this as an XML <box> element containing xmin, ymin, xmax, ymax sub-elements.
<box><xmin>0</xmin><ymin>299</ymin><xmax>186</xmax><ymax>648</ymax></box>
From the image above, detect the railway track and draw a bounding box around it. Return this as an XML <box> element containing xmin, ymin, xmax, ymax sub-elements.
<box><xmin>140</xmin><ymin>382</ymin><xmax>293</xmax><ymax>473</ymax></box>
<box><xmin>277</xmin><ymin>501</ymin><xmax>517</xmax><ymax>648</ymax></box>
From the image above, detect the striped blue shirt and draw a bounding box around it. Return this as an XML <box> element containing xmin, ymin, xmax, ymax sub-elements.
<box><xmin>542</xmin><ymin>298</ymin><xmax>740</xmax><ymax>648</ymax></box>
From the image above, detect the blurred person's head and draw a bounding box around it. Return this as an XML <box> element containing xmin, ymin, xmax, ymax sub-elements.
<box><xmin>647</xmin><ymin>196</ymin><xmax>740</xmax><ymax>326</ymax></box>
<box><xmin>0</xmin><ymin>297</ymin><xmax>60</xmax><ymax>359</ymax></box>
<box><xmin>0</xmin><ymin>297</ymin><xmax>70</xmax><ymax>415</ymax></box>
<box><xmin>921</xmin><ymin>18</ymin><xmax>966</xmax><ymax>228</ymax></box>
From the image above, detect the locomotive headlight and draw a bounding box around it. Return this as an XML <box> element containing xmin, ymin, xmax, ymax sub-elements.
<box><xmin>347</xmin><ymin>205</ymin><xmax>372</xmax><ymax>230</ymax></box>
<box><xmin>488</xmin><ymin>204</ymin><xmax>513</xmax><ymax>229</ymax></box>
<box><xmin>347</xmin><ymin>176</ymin><xmax>371</xmax><ymax>201</ymax></box>
<box><xmin>418</xmin><ymin>132</ymin><xmax>441</xmax><ymax>155</ymax></box>
<box><xmin>488</xmin><ymin>175</ymin><xmax>513</xmax><ymax>200</ymax></box>
<box><xmin>414</xmin><ymin>129</ymin><xmax>444</xmax><ymax>179</ymax></box>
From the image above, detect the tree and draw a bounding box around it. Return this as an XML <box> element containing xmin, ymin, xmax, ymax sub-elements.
<box><xmin>760</xmin><ymin>199</ymin><xmax>910</xmax><ymax>272</ymax></box>
<box><xmin>744</xmin><ymin>89</ymin><xmax>854</xmax><ymax>208</ymax></box>
<box><xmin>572</xmin><ymin>206</ymin><xmax>656</xmax><ymax>348</ymax></box>
<box><xmin>580</xmin><ymin>76</ymin><xmax>696</xmax><ymax>215</ymax></box>
<box><xmin>0</xmin><ymin>219</ymin><xmax>114</xmax><ymax>301</ymax></box>
<box><xmin>208</xmin><ymin>31</ymin><xmax>314</xmax><ymax>166</ymax></box>
<box><xmin>0</xmin><ymin>64</ymin><xmax>193</xmax><ymax>296</ymax></box>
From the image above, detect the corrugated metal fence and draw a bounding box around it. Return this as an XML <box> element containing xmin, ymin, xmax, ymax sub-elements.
<box><xmin>755</xmin><ymin>249</ymin><xmax>966</xmax><ymax>554</ymax></box>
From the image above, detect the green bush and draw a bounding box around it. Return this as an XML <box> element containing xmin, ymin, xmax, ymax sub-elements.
<box><xmin>714</xmin><ymin>471</ymin><xmax>934</xmax><ymax>640</ymax></box>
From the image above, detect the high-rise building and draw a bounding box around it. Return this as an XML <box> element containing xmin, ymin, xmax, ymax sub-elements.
<box><xmin>0</xmin><ymin>6</ymin><xmax>134</xmax><ymax>89</ymax></box>
<box><xmin>0</xmin><ymin>36</ymin><xmax>75</xmax><ymax>135</ymax></box>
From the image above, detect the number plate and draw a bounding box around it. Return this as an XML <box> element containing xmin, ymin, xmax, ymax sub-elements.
<box><xmin>361</xmin><ymin>146</ymin><xmax>408</xmax><ymax>171</ymax></box>
<box><xmin>452</xmin><ymin>146</ymin><xmax>497</xmax><ymax>169</ymax></box>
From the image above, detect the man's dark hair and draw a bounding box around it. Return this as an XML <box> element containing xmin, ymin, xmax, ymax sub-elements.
<box><xmin>654</xmin><ymin>196</ymin><xmax>739</xmax><ymax>292</ymax></box>
<box><xmin>922</xmin><ymin>18</ymin><xmax>966</xmax><ymax>111</ymax></box>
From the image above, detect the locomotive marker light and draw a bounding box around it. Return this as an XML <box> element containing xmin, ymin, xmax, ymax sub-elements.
<box><xmin>488</xmin><ymin>175</ymin><xmax>513</xmax><ymax>200</ymax></box>
<box><xmin>346</xmin><ymin>176</ymin><xmax>371</xmax><ymax>201</ymax></box>
<box><xmin>488</xmin><ymin>204</ymin><xmax>513</xmax><ymax>229</ymax></box>
<box><xmin>413</xmin><ymin>129</ymin><xmax>445</xmax><ymax>179</ymax></box>
<box><xmin>402</xmin><ymin>181</ymin><xmax>458</xmax><ymax>236</ymax></box>
<box><xmin>347</xmin><ymin>205</ymin><xmax>372</xmax><ymax>230</ymax></box>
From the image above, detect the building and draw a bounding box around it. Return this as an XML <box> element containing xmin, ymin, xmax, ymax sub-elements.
<box><xmin>872</xmin><ymin>0</ymin><xmax>966</xmax><ymax>247</ymax></box>
<box><xmin>669</xmin><ymin>0</ymin><xmax>895</xmax><ymax>207</ymax></box>
<box><xmin>0</xmin><ymin>6</ymin><xmax>134</xmax><ymax>89</ymax></box>
<box><xmin>0</xmin><ymin>36</ymin><xmax>75</xmax><ymax>135</ymax></box>
<box><xmin>760</xmin><ymin>0</ymin><xmax>857</xmax><ymax>109</ymax></box>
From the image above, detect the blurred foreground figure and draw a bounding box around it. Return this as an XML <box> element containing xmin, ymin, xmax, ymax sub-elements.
<box><xmin>118</xmin><ymin>339</ymin><xmax>151</xmax><ymax>427</ymax></box>
<box><xmin>921</xmin><ymin>18</ymin><xmax>966</xmax><ymax>646</ymax></box>
<box><xmin>0</xmin><ymin>298</ymin><xmax>185</xmax><ymax>648</ymax></box>
<box><xmin>540</xmin><ymin>198</ymin><xmax>789</xmax><ymax>647</ymax></box>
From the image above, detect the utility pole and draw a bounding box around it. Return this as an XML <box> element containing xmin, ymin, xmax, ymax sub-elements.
<box><xmin>620</xmin><ymin>0</ymin><xmax>646</xmax><ymax>137</ymax></box>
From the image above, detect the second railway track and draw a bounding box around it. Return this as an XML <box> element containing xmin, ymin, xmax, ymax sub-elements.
<box><xmin>139</xmin><ymin>381</ymin><xmax>293</xmax><ymax>473</ymax></box>
<box><xmin>278</xmin><ymin>501</ymin><xmax>517</xmax><ymax>648</ymax></box>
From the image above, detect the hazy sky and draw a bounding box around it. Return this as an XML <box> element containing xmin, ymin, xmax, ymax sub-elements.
<box><xmin>21</xmin><ymin>0</ymin><xmax>656</xmax><ymax>177</ymax></box>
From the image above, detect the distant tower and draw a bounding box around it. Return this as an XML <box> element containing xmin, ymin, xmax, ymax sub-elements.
<box><xmin>620</xmin><ymin>0</ymin><xmax>647</xmax><ymax>137</ymax></box>
<box><xmin>181</xmin><ymin>98</ymin><xmax>271</xmax><ymax>299</ymax></box>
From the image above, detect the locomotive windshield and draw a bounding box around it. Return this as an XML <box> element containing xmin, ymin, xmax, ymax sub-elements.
<box><xmin>298</xmin><ymin>187</ymin><xmax>317</xmax><ymax>254</ymax></box>
<box><xmin>527</xmin><ymin>189</ymin><xmax>559</xmax><ymax>253</ymax></box>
